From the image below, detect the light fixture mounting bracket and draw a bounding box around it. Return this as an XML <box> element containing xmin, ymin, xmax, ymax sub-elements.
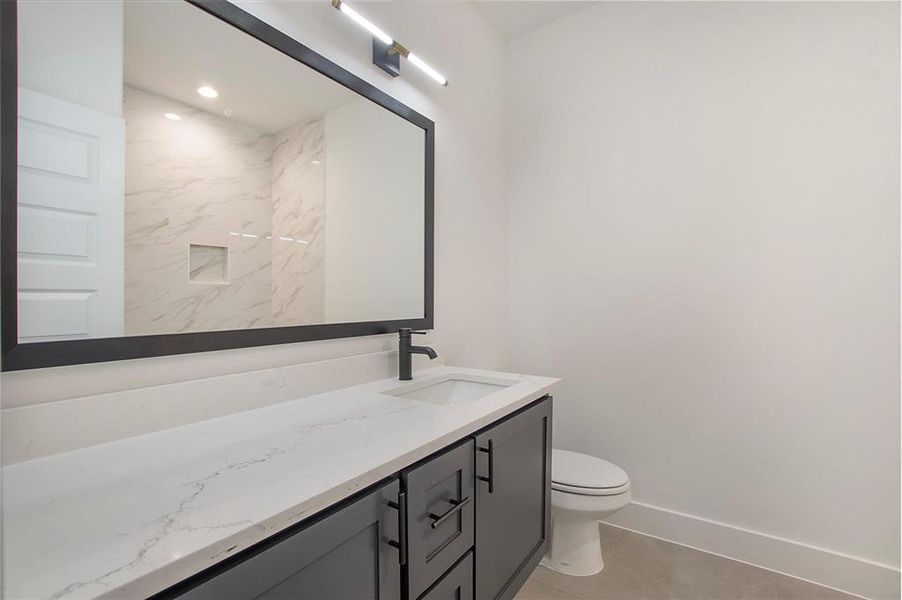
<box><xmin>373</xmin><ymin>39</ymin><xmax>400</xmax><ymax>77</ymax></box>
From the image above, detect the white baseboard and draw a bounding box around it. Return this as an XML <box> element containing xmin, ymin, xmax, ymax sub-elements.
<box><xmin>603</xmin><ymin>501</ymin><xmax>900</xmax><ymax>600</ymax></box>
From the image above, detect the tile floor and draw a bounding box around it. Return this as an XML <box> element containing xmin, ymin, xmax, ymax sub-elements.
<box><xmin>516</xmin><ymin>524</ymin><xmax>856</xmax><ymax>600</ymax></box>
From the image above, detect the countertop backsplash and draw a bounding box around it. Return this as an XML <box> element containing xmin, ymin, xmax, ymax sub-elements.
<box><xmin>1</xmin><ymin>346</ymin><xmax>443</xmax><ymax>465</ymax></box>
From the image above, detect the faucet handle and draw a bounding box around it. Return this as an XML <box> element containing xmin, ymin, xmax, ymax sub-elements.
<box><xmin>399</xmin><ymin>328</ymin><xmax>428</xmax><ymax>336</ymax></box>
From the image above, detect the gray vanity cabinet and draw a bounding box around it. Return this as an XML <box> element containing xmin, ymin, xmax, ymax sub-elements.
<box><xmin>473</xmin><ymin>398</ymin><xmax>552</xmax><ymax>600</ymax></box>
<box><xmin>167</xmin><ymin>479</ymin><xmax>402</xmax><ymax>600</ymax></box>
<box><xmin>420</xmin><ymin>552</ymin><xmax>474</xmax><ymax>600</ymax></box>
<box><xmin>402</xmin><ymin>440</ymin><xmax>475</xmax><ymax>599</ymax></box>
<box><xmin>159</xmin><ymin>397</ymin><xmax>553</xmax><ymax>600</ymax></box>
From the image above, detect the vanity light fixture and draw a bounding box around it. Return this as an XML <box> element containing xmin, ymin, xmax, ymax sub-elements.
<box><xmin>333</xmin><ymin>0</ymin><xmax>391</xmax><ymax>45</ymax></box>
<box><xmin>197</xmin><ymin>86</ymin><xmax>219</xmax><ymax>98</ymax></box>
<box><xmin>331</xmin><ymin>0</ymin><xmax>448</xmax><ymax>86</ymax></box>
<box><xmin>406</xmin><ymin>52</ymin><xmax>447</xmax><ymax>86</ymax></box>
<box><xmin>163</xmin><ymin>112</ymin><xmax>182</xmax><ymax>121</ymax></box>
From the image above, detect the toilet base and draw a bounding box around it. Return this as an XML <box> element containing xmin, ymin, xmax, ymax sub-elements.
<box><xmin>540</xmin><ymin>517</ymin><xmax>604</xmax><ymax>577</ymax></box>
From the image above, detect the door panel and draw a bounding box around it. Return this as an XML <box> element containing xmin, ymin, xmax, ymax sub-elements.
<box><xmin>420</xmin><ymin>551</ymin><xmax>473</xmax><ymax>600</ymax></box>
<box><xmin>474</xmin><ymin>398</ymin><xmax>552</xmax><ymax>600</ymax></box>
<box><xmin>16</xmin><ymin>87</ymin><xmax>124</xmax><ymax>341</ymax></box>
<box><xmin>172</xmin><ymin>479</ymin><xmax>401</xmax><ymax>600</ymax></box>
<box><xmin>404</xmin><ymin>439</ymin><xmax>475</xmax><ymax>600</ymax></box>
<box><xmin>256</xmin><ymin>525</ymin><xmax>384</xmax><ymax>599</ymax></box>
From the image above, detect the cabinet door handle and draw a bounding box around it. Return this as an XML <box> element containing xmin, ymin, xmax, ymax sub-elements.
<box><xmin>387</xmin><ymin>491</ymin><xmax>408</xmax><ymax>566</ymax></box>
<box><xmin>428</xmin><ymin>496</ymin><xmax>470</xmax><ymax>529</ymax></box>
<box><xmin>477</xmin><ymin>439</ymin><xmax>494</xmax><ymax>493</ymax></box>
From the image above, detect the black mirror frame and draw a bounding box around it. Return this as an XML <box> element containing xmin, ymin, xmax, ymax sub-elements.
<box><xmin>0</xmin><ymin>0</ymin><xmax>434</xmax><ymax>371</ymax></box>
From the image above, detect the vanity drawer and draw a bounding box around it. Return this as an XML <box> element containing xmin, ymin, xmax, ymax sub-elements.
<box><xmin>420</xmin><ymin>551</ymin><xmax>474</xmax><ymax>600</ymax></box>
<box><xmin>403</xmin><ymin>439</ymin><xmax>475</xmax><ymax>599</ymax></box>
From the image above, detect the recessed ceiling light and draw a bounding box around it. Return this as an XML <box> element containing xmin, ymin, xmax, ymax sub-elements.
<box><xmin>163</xmin><ymin>112</ymin><xmax>182</xmax><ymax>121</ymax></box>
<box><xmin>197</xmin><ymin>86</ymin><xmax>219</xmax><ymax>99</ymax></box>
<box><xmin>312</xmin><ymin>160</ymin><xmax>321</xmax><ymax>166</ymax></box>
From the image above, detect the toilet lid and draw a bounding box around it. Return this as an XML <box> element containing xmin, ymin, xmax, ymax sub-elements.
<box><xmin>551</xmin><ymin>449</ymin><xmax>629</xmax><ymax>491</ymax></box>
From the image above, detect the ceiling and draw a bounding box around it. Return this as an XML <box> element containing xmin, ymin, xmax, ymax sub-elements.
<box><xmin>124</xmin><ymin>2</ymin><xmax>358</xmax><ymax>133</ymax></box>
<box><xmin>472</xmin><ymin>1</ymin><xmax>596</xmax><ymax>39</ymax></box>
<box><xmin>121</xmin><ymin>1</ymin><xmax>595</xmax><ymax>131</ymax></box>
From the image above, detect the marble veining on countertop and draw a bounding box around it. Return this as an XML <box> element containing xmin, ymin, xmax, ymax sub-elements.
<box><xmin>2</xmin><ymin>366</ymin><xmax>558</xmax><ymax>600</ymax></box>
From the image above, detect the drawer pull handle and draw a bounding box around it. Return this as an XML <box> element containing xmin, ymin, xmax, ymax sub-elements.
<box><xmin>477</xmin><ymin>439</ymin><xmax>494</xmax><ymax>493</ymax></box>
<box><xmin>387</xmin><ymin>491</ymin><xmax>408</xmax><ymax>566</ymax></box>
<box><xmin>428</xmin><ymin>496</ymin><xmax>471</xmax><ymax>529</ymax></box>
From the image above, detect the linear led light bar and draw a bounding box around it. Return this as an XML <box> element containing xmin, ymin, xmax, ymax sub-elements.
<box><xmin>331</xmin><ymin>0</ymin><xmax>448</xmax><ymax>86</ymax></box>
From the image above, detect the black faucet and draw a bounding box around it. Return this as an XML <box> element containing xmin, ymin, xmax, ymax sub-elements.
<box><xmin>398</xmin><ymin>328</ymin><xmax>437</xmax><ymax>380</ymax></box>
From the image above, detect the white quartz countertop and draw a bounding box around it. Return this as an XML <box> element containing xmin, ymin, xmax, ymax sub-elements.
<box><xmin>2</xmin><ymin>366</ymin><xmax>558</xmax><ymax>600</ymax></box>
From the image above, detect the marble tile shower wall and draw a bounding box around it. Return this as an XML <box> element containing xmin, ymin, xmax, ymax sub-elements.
<box><xmin>123</xmin><ymin>86</ymin><xmax>326</xmax><ymax>334</ymax></box>
<box><xmin>271</xmin><ymin>118</ymin><xmax>326</xmax><ymax>326</ymax></box>
<box><xmin>124</xmin><ymin>85</ymin><xmax>274</xmax><ymax>333</ymax></box>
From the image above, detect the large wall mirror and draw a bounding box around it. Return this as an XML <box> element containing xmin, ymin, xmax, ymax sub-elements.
<box><xmin>0</xmin><ymin>0</ymin><xmax>434</xmax><ymax>370</ymax></box>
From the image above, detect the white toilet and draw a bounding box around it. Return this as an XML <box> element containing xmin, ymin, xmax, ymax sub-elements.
<box><xmin>541</xmin><ymin>449</ymin><xmax>631</xmax><ymax>577</ymax></box>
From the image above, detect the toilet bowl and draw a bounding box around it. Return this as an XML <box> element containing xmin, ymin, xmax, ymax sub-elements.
<box><xmin>541</xmin><ymin>449</ymin><xmax>631</xmax><ymax>577</ymax></box>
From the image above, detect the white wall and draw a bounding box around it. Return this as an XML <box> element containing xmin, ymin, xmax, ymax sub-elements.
<box><xmin>324</xmin><ymin>99</ymin><xmax>425</xmax><ymax>323</ymax></box>
<box><xmin>2</xmin><ymin>1</ymin><xmax>509</xmax><ymax>406</ymax></box>
<box><xmin>507</xmin><ymin>1</ymin><xmax>899</xmax><ymax>596</ymax></box>
<box><xmin>17</xmin><ymin>1</ymin><xmax>123</xmax><ymax>117</ymax></box>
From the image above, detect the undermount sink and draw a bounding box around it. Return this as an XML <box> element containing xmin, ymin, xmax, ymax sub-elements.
<box><xmin>384</xmin><ymin>373</ymin><xmax>519</xmax><ymax>406</ymax></box>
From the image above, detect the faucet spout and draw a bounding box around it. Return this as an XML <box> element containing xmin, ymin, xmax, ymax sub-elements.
<box><xmin>410</xmin><ymin>345</ymin><xmax>438</xmax><ymax>360</ymax></box>
<box><xmin>398</xmin><ymin>328</ymin><xmax>437</xmax><ymax>380</ymax></box>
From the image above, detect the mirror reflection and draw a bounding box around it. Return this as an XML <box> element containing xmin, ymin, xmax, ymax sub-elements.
<box><xmin>16</xmin><ymin>1</ymin><xmax>426</xmax><ymax>342</ymax></box>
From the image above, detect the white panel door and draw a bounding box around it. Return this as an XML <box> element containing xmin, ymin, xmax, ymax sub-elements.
<box><xmin>17</xmin><ymin>87</ymin><xmax>124</xmax><ymax>341</ymax></box>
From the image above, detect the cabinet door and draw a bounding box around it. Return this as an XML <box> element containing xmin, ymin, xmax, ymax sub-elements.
<box><xmin>474</xmin><ymin>397</ymin><xmax>552</xmax><ymax>600</ymax></box>
<box><xmin>403</xmin><ymin>439</ymin><xmax>475</xmax><ymax>599</ymax></box>
<box><xmin>169</xmin><ymin>479</ymin><xmax>402</xmax><ymax>600</ymax></box>
<box><xmin>420</xmin><ymin>552</ymin><xmax>474</xmax><ymax>600</ymax></box>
